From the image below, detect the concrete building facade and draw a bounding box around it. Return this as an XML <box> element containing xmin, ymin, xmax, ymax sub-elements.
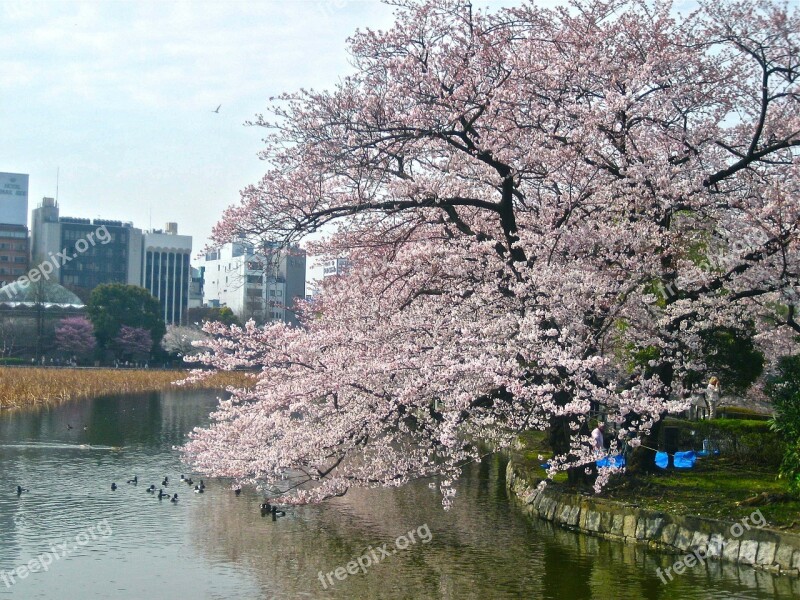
<box><xmin>0</xmin><ymin>173</ymin><xmax>30</xmax><ymax>289</ymax></box>
<box><xmin>0</xmin><ymin>172</ymin><xmax>29</xmax><ymax>227</ymax></box>
<box><xmin>0</xmin><ymin>224</ymin><xmax>29</xmax><ymax>289</ymax></box>
<box><xmin>202</xmin><ymin>241</ymin><xmax>306</xmax><ymax>326</ymax></box>
<box><xmin>188</xmin><ymin>266</ymin><xmax>205</xmax><ymax>309</ymax></box>
<box><xmin>142</xmin><ymin>224</ymin><xmax>192</xmax><ymax>325</ymax></box>
<box><xmin>30</xmin><ymin>199</ymin><xmax>191</xmax><ymax>324</ymax></box>
<box><xmin>31</xmin><ymin>198</ymin><xmax>142</xmax><ymax>302</ymax></box>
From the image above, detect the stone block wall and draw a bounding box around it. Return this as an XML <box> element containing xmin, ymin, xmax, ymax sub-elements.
<box><xmin>506</xmin><ymin>461</ymin><xmax>800</xmax><ymax>577</ymax></box>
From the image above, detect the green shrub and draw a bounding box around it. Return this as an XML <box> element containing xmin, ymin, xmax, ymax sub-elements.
<box><xmin>0</xmin><ymin>358</ymin><xmax>25</xmax><ymax>365</ymax></box>
<box><xmin>716</xmin><ymin>406</ymin><xmax>771</xmax><ymax>421</ymax></box>
<box><xmin>669</xmin><ymin>418</ymin><xmax>784</xmax><ymax>467</ymax></box>
<box><xmin>765</xmin><ymin>355</ymin><xmax>800</xmax><ymax>492</ymax></box>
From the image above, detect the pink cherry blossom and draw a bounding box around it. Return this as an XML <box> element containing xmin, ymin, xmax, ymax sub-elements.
<box><xmin>184</xmin><ymin>0</ymin><xmax>800</xmax><ymax>508</ymax></box>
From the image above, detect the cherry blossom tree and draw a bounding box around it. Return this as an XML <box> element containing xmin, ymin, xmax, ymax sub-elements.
<box><xmin>114</xmin><ymin>326</ymin><xmax>152</xmax><ymax>362</ymax></box>
<box><xmin>162</xmin><ymin>325</ymin><xmax>211</xmax><ymax>358</ymax></box>
<box><xmin>54</xmin><ymin>316</ymin><xmax>96</xmax><ymax>362</ymax></box>
<box><xmin>185</xmin><ymin>0</ymin><xmax>800</xmax><ymax>505</ymax></box>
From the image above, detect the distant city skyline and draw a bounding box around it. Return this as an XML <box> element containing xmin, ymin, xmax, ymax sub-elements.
<box><xmin>0</xmin><ymin>0</ymin><xmax>583</xmax><ymax>283</ymax></box>
<box><xmin>0</xmin><ymin>1</ymin><xmax>401</xmax><ymax>260</ymax></box>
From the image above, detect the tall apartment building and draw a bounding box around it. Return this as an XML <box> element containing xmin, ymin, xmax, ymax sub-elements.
<box><xmin>202</xmin><ymin>241</ymin><xmax>306</xmax><ymax>326</ymax></box>
<box><xmin>30</xmin><ymin>199</ymin><xmax>190</xmax><ymax>324</ymax></box>
<box><xmin>142</xmin><ymin>223</ymin><xmax>191</xmax><ymax>325</ymax></box>
<box><xmin>0</xmin><ymin>173</ymin><xmax>30</xmax><ymax>288</ymax></box>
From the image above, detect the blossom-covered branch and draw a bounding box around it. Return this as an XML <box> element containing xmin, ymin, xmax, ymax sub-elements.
<box><xmin>185</xmin><ymin>0</ymin><xmax>800</xmax><ymax>506</ymax></box>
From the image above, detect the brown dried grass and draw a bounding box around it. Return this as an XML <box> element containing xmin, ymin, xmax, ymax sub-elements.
<box><xmin>0</xmin><ymin>367</ymin><xmax>254</xmax><ymax>410</ymax></box>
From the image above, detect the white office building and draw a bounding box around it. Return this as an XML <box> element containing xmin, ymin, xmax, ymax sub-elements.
<box><xmin>0</xmin><ymin>172</ymin><xmax>29</xmax><ymax>227</ymax></box>
<box><xmin>31</xmin><ymin>199</ymin><xmax>192</xmax><ymax>325</ymax></box>
<box><xmin>202</xmin><ymin>241</ymin><xmax>306</xmax><ymax>326</ymax></box>
<box><xmin>142</xmin><ymin>223</ymin><xmax>192</xmax><ymax>325</ymax></box>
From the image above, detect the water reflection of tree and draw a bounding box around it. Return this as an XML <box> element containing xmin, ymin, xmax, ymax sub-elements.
<box><xmin>185</xmin><ymin>455</ymin><xmax>795</xmax><ymax>599</ymax></box>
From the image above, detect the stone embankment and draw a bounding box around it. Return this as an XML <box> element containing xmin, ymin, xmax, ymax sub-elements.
<box><xmin>507</xmin><ymin>460</ymin><xmax>800</xmax><ymax>577</ymax></box>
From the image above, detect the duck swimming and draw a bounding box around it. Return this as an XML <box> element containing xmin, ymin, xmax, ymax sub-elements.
<box><xmin>16</xmin><ymin>486</ymin><xmax>28</xmax><ymax>496</ymax></box>
<box><xmin>162</xmin><ymin>478</ymin><xmax>168</xmax><ymax>487</ymax></box>
<box><xmin>170</xmin><ymin>494</ymin><xmax>178</xmax><ymax>503</ymax></box>
<box><xmin>234</xmin><ymin>487</ymin><xmax>242</xmax><ymax>496</ymax></box>
<box><xmin>147</xmin><ymin>484</ymin><xmax>156</xmax><ymax>493</ymax></box>
<box><xmin>127</xmin><ymin>476</ymin><xmax>138</xmax><ymax>485</ymax></box>
<box><xmin>194</xmin><ymin>485</ymin><xmax>204</xmax><ymax>494</ymax></box>
<box><xmin>158</xmin><ymin>489</ymin><xmax>169</xmax><ymax>500</ymax></box>
<box><xmin>111</xmin><ymin>483</ymin><xmax>117</xmax><ymax>491</ymax></box>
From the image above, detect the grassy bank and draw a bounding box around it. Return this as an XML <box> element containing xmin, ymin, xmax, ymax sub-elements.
<box><xmin>0</xmin><ymin>367</ymin><xmax>254</xmax><ymax>409</ymax></box>
<box><xmin>513</xmin><ymin>430</ymin><xmax>800</xmax><ymax>532</ymax></box>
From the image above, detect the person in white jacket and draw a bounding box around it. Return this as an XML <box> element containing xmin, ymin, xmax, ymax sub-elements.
<box><xmin>706</xmin><ymin>376</ymin><xmax>721</xmax><ymax>419</ymax></box>
<box><xmin>591</xmin><ymin>423</ymin><xmax>605</xmax><ymax>453</ymax></box>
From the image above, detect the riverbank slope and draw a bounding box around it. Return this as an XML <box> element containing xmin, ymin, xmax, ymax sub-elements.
<box><xmin>506</xmin><ymin>458</ymin><xmax>800</xmax><ymax>577</ymax></box>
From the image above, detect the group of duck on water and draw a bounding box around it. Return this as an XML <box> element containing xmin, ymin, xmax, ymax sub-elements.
<box><xmin>113</xmin><ymin>474</ymin><xmax>219</xmax><ymax>505</ymax></box>
<box><xmin>17</xmin><ymin>475</ymin><xmax>288</xmax><ymax>519</ymax></box>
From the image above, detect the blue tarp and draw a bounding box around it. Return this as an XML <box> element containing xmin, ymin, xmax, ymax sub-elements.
<box><xmin>674</xmin><ymin>450</ymin><xmax>697</xmax><ymax>469</ymax></box>
<box><xmin>596</xmin><ymin>455</ymin><xmax>626</xmax><ymax>469</ymax></box>
<box><xmin>655</xmin><ymin>450</ymin><xmax>698</xmax><ymax>469</ymax></box>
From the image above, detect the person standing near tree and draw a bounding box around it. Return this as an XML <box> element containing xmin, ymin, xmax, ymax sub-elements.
<box><xmin>691</xmin><ymin>386</ymin><xmax>708</xmax><ymax>420</ymax></box>
<box><xmin>591</xmin><ymin>423</ymin><xmax>605</xmax><ymax>453</ymax></box>
<box><xmin>706</xmin><ymin>377</ymin><xmax>721</xmax><ymax>419</ymax></box>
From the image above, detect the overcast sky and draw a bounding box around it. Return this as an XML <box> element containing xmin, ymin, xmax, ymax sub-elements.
<box><xmin>0</xmin><ymin>1</ymin><xmax>403</xmax><ymax>268</ymax></box>
<box><xmin>2</xmin><ymin>0</ymin><xmax>707</xmax><ymax>278</ymax></box>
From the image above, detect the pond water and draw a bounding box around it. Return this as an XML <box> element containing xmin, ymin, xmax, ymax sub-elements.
<box><xmin>0</xmin><ymin>390</ymin><xmax>796</xmax><ymax>599</ymax></box>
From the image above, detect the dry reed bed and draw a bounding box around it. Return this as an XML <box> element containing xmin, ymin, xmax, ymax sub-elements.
<box><xmin>0</xmin><ymin>367</ymin><xmax>254</xmax><ymax>409</ymax></box>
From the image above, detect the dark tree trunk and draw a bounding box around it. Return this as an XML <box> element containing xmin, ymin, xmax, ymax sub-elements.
<box><xmin>627</xmin><ymin>419</ymin><xmax>664</xmax><ymax>474</ymax></box>
<box><xmin>547</xmin><ymin>391</ymin><xmax>591</xmax><ymax>486</ymax></box>
<box><xmin>627</xmin><ymin>360</ymin><xmax>674</xmax><ymax>474</ymax></box>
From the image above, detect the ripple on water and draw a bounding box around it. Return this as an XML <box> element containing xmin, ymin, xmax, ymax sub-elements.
<box><xmin>0</xmin><ymin>391</ymin><xmax>797</xmax><ymax>600</ymax></box>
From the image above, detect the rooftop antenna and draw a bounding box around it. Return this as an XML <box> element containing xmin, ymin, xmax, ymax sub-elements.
<box><xmin>56</xmin><ymin>167</ymin><xmax>59</xmax><ymax>205</ymax></box>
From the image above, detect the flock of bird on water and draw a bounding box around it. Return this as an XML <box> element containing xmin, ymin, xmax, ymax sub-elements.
<box><xmin>16</xmin><ymin>475</ymin><xmax>288</xmax><ymax>521</ymax></box>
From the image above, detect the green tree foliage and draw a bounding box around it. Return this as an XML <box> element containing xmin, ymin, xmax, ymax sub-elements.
<box><xmin>766</xmin><ymin>355</ymin><xmax>800</xmax><ymax>493</ymax></box>
<box><xmin>86</xmin><ymin>284</ymin><xmax>166</xmax><ymax>354</ymax></box>
<box><xmin>185</xmin><ymin>306</ymin><xmax>241</xmax><ymax>327</ymax></box>
<box><xmin>685</xmin><ymin>326</ymin><xmax>765</xmax><ymax>396</ymax></box>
